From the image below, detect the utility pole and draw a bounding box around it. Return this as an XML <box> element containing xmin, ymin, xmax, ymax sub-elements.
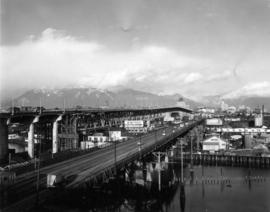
<box><xmin>39</xmin><ymin>97</ymin><xmax>42</xmax><ymax>114</ymax></box>
<box><xmin>189</xmin><ymin>135</ymin><xmax>194</xmax><ymax>183</ymax></box>
<box><xmin>152</xmin><ymin>151</ymin><xmax>166</xmax><ymax>191</ymax></box>
<box><xmin>11</xmin><ymin>97</ymin><xmax>14</xmax><ymax>115</ymax></box>
<box><xmin>190</xmin><ymin>135</ymin><xmax>193</xmax><ymax>164</ymax></box>
<box><xmin>155</xmin><ymin>129</ymin><xmax>157</xmax><ymax>148</ymax></box>
<box><xmin>35</xmin><ymin>133</ymin><xmax>42</xmax><ymax>207</ymax></box>
<box><xmin>137</xmin><ymin>135</ymin><xmax>142</xmax><ymax>160</ymax></box>
<box><xmin>114</xmin><ymin>138</ymin><xmax>117</xmax><ymax>174</ymax></box>
<box><xmin>158</xmin><ymin>152</ymin><xmax>161</xmax><ymax>191</ymax></box>
<box><xmin>180</xmin><ymin>140</ymin><xmax>184</xmax><ymax>184</ymax></box>
<box><xmin>109</xmin><ymin>125</ymin><xmax>117</xmax><ymax>175</ymax></box>
<box><xmin>179</xmin><ymin>138</ymin><xmax>186</xmax><ymax>211</ymax></box>
<box><xmin>8</xmin><ymin>153</ymin><xmax>11</xmax><ymax>171</ymax></box>
<box><xmin>63</xmin><ymin>98</ymin><xmax>66</xmax><ymax>112</ymax></box>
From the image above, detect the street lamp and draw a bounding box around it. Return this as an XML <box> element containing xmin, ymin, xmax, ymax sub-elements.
<box><xmin>35</xmin><ymin>134</ymin><xmax>42</xmax><ymax>207</ymax></box>
<box><xmin>188</xmin><ymin>135</ymin><xmax>194</xmax><ymax>182</ymax></box>
<box><xmin>114</xmin><ymin>136</ymin><xmax>117</xmax><ymax>174</ymax></box>
<box><xmin>155</xmin><ymin>129</ymin><xmax>158</xmax><ymax>149</ymax></box>
<box><xmin>137</xmin><ymin>135</ymin><xmax>142</xmax><ymax>160</ymax></box>
<box><xmin>178</xmin><ymin>138</ymin><xmax>184</xmax><ymax>185</ymax></box>
<box><xmin>108</xmin><ymin>125</ymin><xmax>117</xmax><ymax>175</ymax></box>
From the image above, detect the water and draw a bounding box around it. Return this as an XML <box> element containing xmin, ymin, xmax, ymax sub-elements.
<box><xmin>38</xmin><ymin>162</ymin><xmax>270</xmax><ymax>212</ymax></box>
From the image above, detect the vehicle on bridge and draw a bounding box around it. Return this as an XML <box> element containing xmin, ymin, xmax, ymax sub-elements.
<box><xmin>7</xmin><ymin>106</ymin><xmax>46</xmax><ymax>114</ymax></box>
<box><xmin>47</xmin><ymin>173</ymin><xmax>65</xmax><ymax>188</ymax></box>
<box><xmin>47</xmin><ymin>173</ymin><xmax>78</xmax><ymax>188</ymax></box>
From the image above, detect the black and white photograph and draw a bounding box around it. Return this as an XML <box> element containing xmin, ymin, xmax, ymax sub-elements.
<box><xmin>1</xmin><ymin>0</ymin><xmax>270</xmax><ymax>211</ymax></box>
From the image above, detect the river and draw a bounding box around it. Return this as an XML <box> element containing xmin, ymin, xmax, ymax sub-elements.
<box><xmin>36</xmin><ymin>157</ymin><xmax>270</xmax><ymax>212</ymax></box>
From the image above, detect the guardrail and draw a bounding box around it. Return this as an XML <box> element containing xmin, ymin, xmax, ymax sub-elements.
<box><xmin>6</xmin><ymin>119</ymin><xmax>203</xmax><ymax>177</ymax></box>
<box><xmin>67</xmin><ymin>119</ymin><xmax>203</xmax><ymax>188</ymax></box>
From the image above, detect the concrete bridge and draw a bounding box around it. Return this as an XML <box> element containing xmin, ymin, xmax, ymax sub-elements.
<box><xmin>1</xmin><ymin>119</ymin><xmax>203</xmax><ymax>212</ymax></box>
<box><xmin>0</xmin><ymin>106</ymin><xmax>192</xmax><ymax>163</ymax></box>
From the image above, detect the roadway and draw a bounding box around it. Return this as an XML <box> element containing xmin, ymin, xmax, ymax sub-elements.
<box><xmin>2</xmin><ymin>121</ymin><xmax>199</xmax><ymax>212</ymax></box>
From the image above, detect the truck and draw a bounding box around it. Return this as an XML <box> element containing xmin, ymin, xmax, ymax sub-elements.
<box><xmin>47</xmin><ymin>173</ymin><xmax>65</xmax><ymax>188</ymax></box>
<box><xmin>46</xmin><ymin>173</ymin><xmax>77</xmax><ymax>188</ymax></box>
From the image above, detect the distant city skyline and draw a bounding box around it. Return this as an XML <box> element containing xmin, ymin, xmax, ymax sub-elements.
<box><xmin>1</xmin><ymin>0</ymin><xmax>270</xmax><ymax>102</ymax></box>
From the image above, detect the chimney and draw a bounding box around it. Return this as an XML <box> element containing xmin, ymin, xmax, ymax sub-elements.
<box><xmin>262</xmin><ymin>105</ymin><xmax>264</xmax><ymax>125</ymax></box>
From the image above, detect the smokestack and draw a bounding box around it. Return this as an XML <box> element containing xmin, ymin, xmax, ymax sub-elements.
<box><xmin>262</xmin><ymin>105</ymin><xmax>264</xmax><ymax>125</ymax></box>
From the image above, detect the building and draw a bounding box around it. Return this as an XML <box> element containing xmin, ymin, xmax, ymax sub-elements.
<box><xmin>197</xmin><ymin>107</ymin><xmax>215</xmax><ymax>118</ymax></box>
<box><xmin>206</xmin><ymin>118</ymin><xmax>223</xmax><ymax>126</ymax></box>
<box><xmin>109</xmin><ymin>130</ymin><xmax>128</xmax><ymax>141</ymax></box>
<box><xmin>255</xmin><ymin>106</ymin><xmax>264</xmax><ymax>127</ymax></box>
<box><xmin>227</xmin><ymin>106</ymin><xmax>237</xmax><ymax>114</ymax></box>
<box><xmin>86</xmin><ymin>133</ymin><xmax>109</xmax><ymax>148</ymax></box>
<box><xmin>220</xmin><ymin>101</ymin><xmax>229</xmax><ymax>111</ymax></box>
<box><xmin>80</xmin><ymin>141</ymin><xmax>95</xmax><ymax>150</ymax></box>
<box><xmin>81</xmin><ymin>131</ymin><xmax>128</xmax><ymax>150</ymax></box>
<box><xmin>255</xmin><ymin>115</ymin><xmax>263</xmax><ymax>127</ymax></box>
<box><xmin>124</xmin><ymin>120</ymin><xmax>148</xmax><ymax>133</ymax></box>
<box><xmin>202</xmin><ymin>136</ymin><xmax>227</xmax><ymax>152</ymax></box>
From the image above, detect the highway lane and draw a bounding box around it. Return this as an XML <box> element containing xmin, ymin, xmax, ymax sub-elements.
<box><xmin>3</xmin><ymin>122</ymin><xmax>197</xmax><ymax>211</ymax></box>
<box><xmin>65</xmin><ymin>125</ymin><xmax>185</xmax><ymax>187</ymax></box>
<box><xmin>42</xmin><ymin>126</ymin><xmax>169</xmax><ymax>176</ymax></box>
<box><xmin>11</xmin><ymin>126</ymin><xmax>162</xmax><ymax>180</ymax></box>
<box><xmin>5</xmin><ymin>126</ymin><xmax>169</xmax><ymax>203</ymax></box>
<box><xmin>45</xmin><ymin>127</ymin><xmax>169</xmax><ymax>184</ymax></box>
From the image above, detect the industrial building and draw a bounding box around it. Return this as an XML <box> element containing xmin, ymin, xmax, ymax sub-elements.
<box><xmin>202</xmin><ymin>136</ymin><xmax>227</xmax><ymax>152</ymax></box>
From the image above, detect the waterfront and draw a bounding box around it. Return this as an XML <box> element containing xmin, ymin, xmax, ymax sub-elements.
<box><xmin>37</xmin><ymin>161</ymin><xmax>270</xmax><ymax>212</ymax></box>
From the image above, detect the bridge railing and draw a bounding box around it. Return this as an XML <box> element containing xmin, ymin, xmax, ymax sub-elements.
<box><xmin>8</xmin><ymin>119</ymin><xmax>203</xmax><ymax>176</ymax></box>
<box><xmin>67</xmin><ymin>119</ymin><xmax>204</xmax><ymax>187</ymax></box>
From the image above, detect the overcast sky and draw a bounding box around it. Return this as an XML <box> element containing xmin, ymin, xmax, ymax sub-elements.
<box><xmin>1</xmin><ymin>0</ymin><xmax>270</xmax><ymax>101</ymax></box>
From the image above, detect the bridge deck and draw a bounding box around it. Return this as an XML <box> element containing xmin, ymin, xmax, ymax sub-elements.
<box><xmin>2</xmin><ymin>120</ymin><xmax>202</xmax><ymax>212</ymax></box>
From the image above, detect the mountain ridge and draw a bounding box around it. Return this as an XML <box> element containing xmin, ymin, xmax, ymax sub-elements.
<box><xmin>2</xmin><ymin>87</ymin><xmax>201</xmax><ymax>109</ymax></box>
<box><xmin>3</xmin><ymin>87</ymin><xmax>269</xmax><ymax>111</ymax></box>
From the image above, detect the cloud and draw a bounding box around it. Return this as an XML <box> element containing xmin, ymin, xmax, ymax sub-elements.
<box><xmin>206</xmin><ymin>70</ymin><xmax>233</xmax><ymax>82</ymax></box>
<box><xmin>184</xmin><ymin>72</ymin><xmax>202</xmax><ymax>83</ymax></box>
<box><xmin>4</xmin><ymin>28</ymin><xmax>266</xmax><ymax>101</ymax></box>
<box><xmin>222</xmin><ymin>81</ymin><xmax>270</xmax><ymax>99</ymax></box>
<box><xmin>1</xmin><ymin>28</ymin><xmax>210</xmax><ymax>99</ymax></box>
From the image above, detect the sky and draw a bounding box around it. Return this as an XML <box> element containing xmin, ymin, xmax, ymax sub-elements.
<box><xmin>1</xmin><ymin>0</ymin><xmax>270</xmax><ymax>102</ymax></box>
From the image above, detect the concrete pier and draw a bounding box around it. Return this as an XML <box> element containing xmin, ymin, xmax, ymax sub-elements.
<box><xmin>0</xmin><ymin>118</ymin><xmax>8</xmax><ymax>163</ymax></box>
<box><xmin>52</xmin><ymin>115</ymin><xmax>63</xmax><ymax>154</ymax></box>
<box><xmin>27</xmin><ymin>116</ymin><xmax>39</xmax><ymax>158</ymax></box>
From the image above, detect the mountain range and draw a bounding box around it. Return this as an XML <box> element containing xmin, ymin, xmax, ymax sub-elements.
<box><xmin>2</xmin><ymin>87</ymin><xmax>270</xmax><ymax>111</ymax></box>
<box><xmin>3</xmin><ymin>88</ymin><xmax>200</xmax><ymax>109</ymax></box>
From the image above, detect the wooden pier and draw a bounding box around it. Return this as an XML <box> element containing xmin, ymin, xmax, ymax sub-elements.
<box><xmin>170</xmin><ymin>153</ymin><xmax>270</xmax><ymax>168</ymax></box>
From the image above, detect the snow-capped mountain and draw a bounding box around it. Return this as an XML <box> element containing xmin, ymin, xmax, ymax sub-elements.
<box><xmin>4</xmin><ymin>87</ymin><xmax>201</xmax><ymax>109</ymax></box>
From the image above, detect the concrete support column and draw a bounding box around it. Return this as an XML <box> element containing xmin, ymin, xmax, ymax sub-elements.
<box><xmin>100</xmin><ymin>119</ymin><xmax>105</xmax><ymax>127</ymax></box>
<box><xmin>27</xmin><ymin>116</ymin><xmax>39</xmax><ymax>158</ymax></box>
<box><xmin>72</xmin><ymin>118</ymin><xmax>78</xmax><ymax>149</ymax></box>
<box><xmin>113</xmin><ymin>118</ymin><xmax>118</xmax><ymax>126</ymax></box>
<box><xmin>52</xmin><ymin>115</ymin><xmax>62</xmax><ymax>154</ymax></box>
<box><xmin>0</xmin><ymin>118</ymin><xmax>8</xmax><ymax>163</ymax></box>
<box><xmin>27</xmin><ymin>123</ymin><xmax>34</xmax><ymax>158</ymax></box>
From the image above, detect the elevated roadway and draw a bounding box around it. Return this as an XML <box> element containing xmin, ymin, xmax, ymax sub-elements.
<box><xmin>0</xmin><ymin>106</ymin><xmax>193</xmax><ymax>162</ymax></box>
<box><xmin>0</xmin><ymin>106</ymin><xmax>192</xmax><ymax>118</ymax></box>
<box><xmin>2</xmin><ymin>119</ymin><xmax>202</xmax><ymax>212</ymax></box>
